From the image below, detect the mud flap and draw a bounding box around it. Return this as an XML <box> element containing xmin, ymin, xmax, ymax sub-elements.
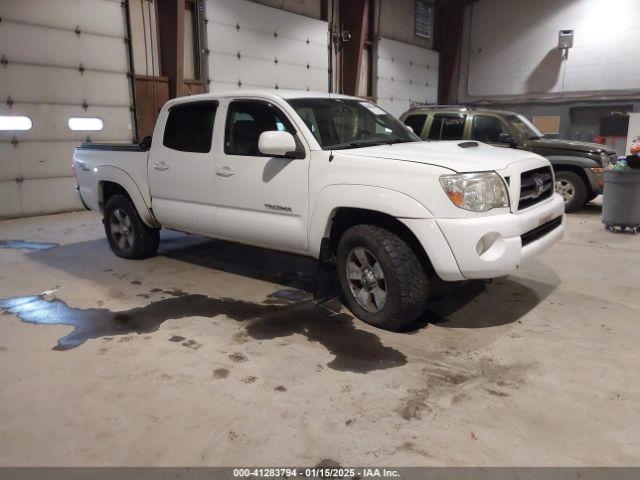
<box><xmin>313</xmin><ymin>237</ymin><xmax>338</xmax><ymax>302</ymax></box>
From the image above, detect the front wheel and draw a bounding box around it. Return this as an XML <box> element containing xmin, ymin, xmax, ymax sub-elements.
<box><xmin>104</xmin><ymin>194</ymin><xmax>159</xmax><ymax>259</ymax></box>
<box><xmin>555</xmin><ymin>170</ymin><xmax>588</xmax><ymax>213</ymax></box>
<box><xmin>337</xmin><ymin>224</ymin><xmax>430</xmax><ymax>331</ymax></box>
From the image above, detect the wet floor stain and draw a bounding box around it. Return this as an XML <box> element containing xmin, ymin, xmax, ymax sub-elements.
<box><xmin>228</xmin><ymin>352</ymin><xmax>248</xmax><ymax>362</ymax></box>
<box><xmin>0</xmin><ymin>289</ymin><xmax>406</xmax><ymax>372</ymax></box>
<box><xmin>213</xmin><ymin>368</ymin><xmax>230</xmax><ymax>379</ymax></box>
<box><xmin>396</xmin><ymin>357</ymin><xmax>528</xmax><ymax>420</ymax></box>
<box><xmin>0</xmin><ymin>239</ymin><xmax>59</xmax><ymax>250</ymax></box>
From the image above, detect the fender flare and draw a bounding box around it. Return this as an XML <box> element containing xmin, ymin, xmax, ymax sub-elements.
<box><xmin>308</xmin><ymin>184</ymin><xmax>433</xmax><ymax>258</ymax></box>
<box><xmin>545</xmin><ymin>155</ymin><xmax>599</xmax><ymax>169</ymax></box>
<box><xmin>96</xmin><ymin>165</ymin><xmax>159</xmax><ymax>227</ymax></box>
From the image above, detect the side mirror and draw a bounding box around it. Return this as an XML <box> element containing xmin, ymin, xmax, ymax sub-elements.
<box><xmin>498</xmin><ymin>132</ymin><xmax>515</xmax><ymax>146</ymax></box>
<box><xmin>258</xmin><ymin>131</ymin><xmax>300</xmax><ymax>158</ymax></box>
<box><xmin>405</xmin><ymin>124</ymin><xmax>415</xmax><ymax>134</ymax></box>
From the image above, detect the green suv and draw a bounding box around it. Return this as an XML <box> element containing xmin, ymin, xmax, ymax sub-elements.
<box><xmin>400</xmin><ymin>106</ymin><xmax>618</xmax><ymax>212</ymax></box>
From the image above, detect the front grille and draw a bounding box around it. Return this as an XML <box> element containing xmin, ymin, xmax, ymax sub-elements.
<box><xmin>521</xmin><ymin>216</ymin><xmax>562</xmax><ymax>247</ymax></box>
<box><xmin>518</xmin><ymin>166</ymin><xmax>553</xmax><ymax>210</ymax></box>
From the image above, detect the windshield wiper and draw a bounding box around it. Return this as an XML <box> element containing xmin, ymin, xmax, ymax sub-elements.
<box><xmin>330</xmin><ymin>139</ymin><xmax>410</xmax><ymax>150</ymax></box>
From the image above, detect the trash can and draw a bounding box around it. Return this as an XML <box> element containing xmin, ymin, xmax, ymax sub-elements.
<box><xmin>602</xmin><ymin>170</ymin><xmax>640</xmax><ymax>233</ymax></box>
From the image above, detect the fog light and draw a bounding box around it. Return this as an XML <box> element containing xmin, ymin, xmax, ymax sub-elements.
<box><xmin>476</xmin><ymin>233</ymin><xmax>506</xmax><ymax>261</ymax></box>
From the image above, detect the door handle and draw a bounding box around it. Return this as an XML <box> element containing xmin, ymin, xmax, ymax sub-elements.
<box><xmin>153</xmin><ymin>162</ymin><xmax>169</xmax><ymax>171</ymax></box>
<box><xmin>215</xmin><ymin>166</ymin><xmax>234</xmax><ymax>177</ymax></box>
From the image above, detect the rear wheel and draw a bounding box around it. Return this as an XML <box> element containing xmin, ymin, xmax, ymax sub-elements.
<box><xmin>337</xmin><ymin>224</ymin><xmax>430</xmax><ymax>331</ymax></box>
<box><xmin>555</xmin><ymin>170</ymin><xmax>588</xmax><ymax>213</ymax></box>
<box><xmin>104</xmin><ymin>194</ymin><xmax>159</xmax><ymax>259</ymax></box>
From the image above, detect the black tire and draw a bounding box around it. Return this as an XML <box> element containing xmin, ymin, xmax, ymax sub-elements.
<box><xmin>336</xmin><ymin>224</ymin><xmax>430</xmax><ymax>331</ymax></box>
<box><xmin>555</xmin><ymin>170</ymin><xmax>588</xmax><ymax>213</ymax></box>
<box><xmin>586</xmin><ymin>192</ymin><xmax>599</xmax><ymax>203</ymax></box>
<box><xmin>103</xmin><ymin>194</ymin><xmax>159</xmax><ymax>259</ymax></box>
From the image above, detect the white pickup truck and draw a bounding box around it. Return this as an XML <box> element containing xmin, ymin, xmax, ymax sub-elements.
<box><xmin>73</xmin><ymin>90</ymin><xmax>565</xmax><ymax>330</ymax></box>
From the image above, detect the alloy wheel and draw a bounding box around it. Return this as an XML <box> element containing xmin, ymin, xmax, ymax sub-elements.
<box><xmin>555</xmin><ymin>179</ymin><xmax>575</xmax><ymax>202</ymax></box>
<box><xmin>346</xmin><ymin>246</ymin><xmax>387</xmax><ymax>313</ymax></box>
<box><xmin>109</xmin><ymin>208</ymin><xmax>134</xmax><ymax>252</ymax></box>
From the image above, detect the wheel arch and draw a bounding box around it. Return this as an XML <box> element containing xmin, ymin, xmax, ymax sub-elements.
<box><xmin>326</xmin><ymin>207</ymin><xmax>435</xmax><ymax>273</ymax></box>
<box><xmin>309</xmin><ymin>185</ymin><xmax>435</xmax><ymax>271</ymax></box>
<box><xmin>547</xmin><ymin>155</ymin><xmax>598</xmax><ymax>195</ymax></box>
<box><xmin>97</xmin><ymin>166</ymin><xmax>159</xmax><ymax>227</ymax></box>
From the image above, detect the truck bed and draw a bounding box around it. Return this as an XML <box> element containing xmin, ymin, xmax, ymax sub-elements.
<box><xmin>73</xmin><ymin>142</ymin><xmax>152</xmax><ymax>214</ymax></box>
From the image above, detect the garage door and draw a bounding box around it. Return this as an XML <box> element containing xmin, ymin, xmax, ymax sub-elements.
<box><xmin>0</xmin><ymin>0</ymin><xmax>134</xmax><ymax>219</ymax></box>
<box><xmin>205</xmin><ymin>0</ymin><xmax>329</xmax><ymax>92</ymax></box>
<box><xmin>375</xmin><ymin>38</ymin><xmax>439</xmax><ymax>116</ymax></box>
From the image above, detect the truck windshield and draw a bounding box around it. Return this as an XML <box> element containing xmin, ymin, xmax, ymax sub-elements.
<box><xmin>287</xmin><ymin>98</ymin><xmax>419</xmax><ymax>150</ymax></box>
<box><xmin>508</xmin><ymin>114</ymin><xmax>545</xmax><ymax>140</ymax></box>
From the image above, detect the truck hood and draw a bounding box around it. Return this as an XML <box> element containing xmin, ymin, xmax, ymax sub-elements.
<box><xmin>529</xmin><ymin>138</ymin><xmax>617</xmax><ymax>155</ymax></box>
<box><xmin>336</xmin><ymin>141</ymin><xmax>541</xmax><ymax>173</ymax></box>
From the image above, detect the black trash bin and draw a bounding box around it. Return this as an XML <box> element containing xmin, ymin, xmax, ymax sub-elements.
<box><xmin>602</xmin><ymin>169</ymin><xmax>640</xmax><ymax>233</ymax></box>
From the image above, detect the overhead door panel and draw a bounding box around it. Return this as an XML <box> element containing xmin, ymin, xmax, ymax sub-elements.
<box><xmin>375</xmin><ymin>38</ymin><xmax>439</xmax><ymax>117</ymax></box>
<box><xmin>0</xmin><ymin>65</ymin><xmax>130</xmax><ymax>106</ymax></box>
<box><xmin>0</xmin><ymin>0</ymin><xmax>133</xmax><ymax>219</ymax></box>
<box><xmin>205</xmin><ymin>0</ymin><xmax>328</xmax><ymax>92</ymax></box>
<box><xmin>0</xmin><ymin>22</ymin><xmax>128</xmax><ymax>73</ymax></box>
<box><xmin>0</xmin><ymin>0</ymin><xmax>127</xmax><ymax>38</ymax></box>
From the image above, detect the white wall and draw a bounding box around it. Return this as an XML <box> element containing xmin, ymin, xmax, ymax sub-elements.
<box><xmin>375</xmin><ymin>38</ymin><xmax>439</xmax><ymax>116</ymax></box>
<box><xmin>459</xmin><ymin>0</ymin><xmax>640</xmax><ymax>101</ymax></box>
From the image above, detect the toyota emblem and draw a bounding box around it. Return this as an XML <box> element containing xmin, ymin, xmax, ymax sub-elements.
<box><xmin>533</xmin><ymin>176</ymin><xmax>545</xmax><ymax>197</ymax></box>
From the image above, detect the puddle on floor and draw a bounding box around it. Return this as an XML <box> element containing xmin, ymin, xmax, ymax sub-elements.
<box><xmin>0</xmin><ymin>289</ymin><xmax>406</xmax><ymax>373</ymax></box>
<box><xmin>0</xmin><ymin>239</ymin><xmax>59</xmax><ymax>250</ymax></box>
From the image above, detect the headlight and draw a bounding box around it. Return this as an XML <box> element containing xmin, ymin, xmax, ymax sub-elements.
<box><xmin>440</xmin><ymin>172</ymin><xmax>509</xmax><ymax>212</ymax></box>
<box><xmin>600</xmin><ymin>152</ymin><xmax>610</xmax><ymax>166</ymax></box>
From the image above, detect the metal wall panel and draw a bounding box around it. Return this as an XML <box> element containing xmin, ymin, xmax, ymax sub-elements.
<box><xmin>0</xmin><ymin>104</ymin><xmax>133</xmax><ymax>142</ymax></box>
<box><xmin>0</xmin><ymin>0</ymin><xmax>132</xmax><ymax>219</ymax></box>
<box><xmin>0</xmin><ymin>0</ymin><xmax>126</xmax><ymax>38</ymax></box>
<box><xmin>0</xmin><ymin>65</ymin><xmax>130</xmax><ymax>106</ymax></box>
<box><xmin>20</xmin><ymin>177</ymin><xmax>82</xmax><ymax>217</ymax></box>
<box><xmin>375</xmin><ymin>38</ymin><xmax>439</xmax><ymax>116</ymax></box>
<box><xmin>205</xmin><ymin>0</ymin><xmax>329</xmax><ymax>91</ymax></box>
<box><xmin>0</xmin><ymin>22</ymin><xmax>128</xmax><ymax>73</ymax></box>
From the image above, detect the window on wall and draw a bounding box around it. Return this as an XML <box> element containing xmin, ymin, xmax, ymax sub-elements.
<box><xmin>415</xmin><ymin>0</ymin><xmax>433</xmax><ymax>39</ymax></box>
<box><xmin>0</xmin><ymin>115</ymin><xmax>32</xmax><ymax>131</ymax></box>
<box><xmin>68</xmin><ymin>117</ymin><xmax>104</xmax><ymax>131</ymax></box>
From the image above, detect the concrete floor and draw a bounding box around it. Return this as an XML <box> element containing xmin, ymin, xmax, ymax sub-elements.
<box><xmin>0</xmin><ymin>201</ymin><xmax>638</xmax><ymax>466</ymax></box>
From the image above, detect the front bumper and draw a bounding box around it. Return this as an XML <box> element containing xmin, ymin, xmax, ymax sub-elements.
<box><xmin>404</xmin><ymin>194</ymin><xmax>565</xmax><ymax>281</ymax></box>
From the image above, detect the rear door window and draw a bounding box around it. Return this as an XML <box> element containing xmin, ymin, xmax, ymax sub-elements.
<box><xmin>428</xmin><ymin>114</ymin><xmax>466</xmax><ymax>140</ymax></box>
<box><xmin>403</xmin><ymin>114</ymin><xmax>427</xmax><ymax>137</ymax></box>
<box><xmin>163</xmin><ymin>101</ymin><xmax>218</xmax><ymax>153</ymax></box>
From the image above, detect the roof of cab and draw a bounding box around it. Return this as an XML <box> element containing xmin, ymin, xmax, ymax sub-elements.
<box><xmin>165</xmin><ymin>89</ymin><xmax>359</xmax><ymax>107</ymax></box>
